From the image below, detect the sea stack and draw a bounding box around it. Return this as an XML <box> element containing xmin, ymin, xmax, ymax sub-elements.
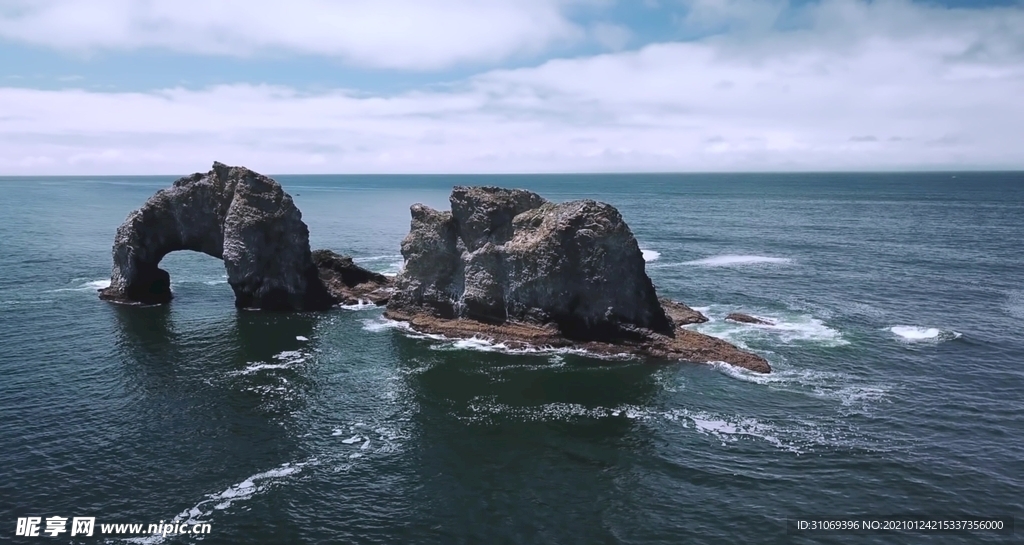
<box><xmin>99</xmin><ymin>162</ymin><xmax>387</xmax><ymax>311</ymax></box>
<box><xmin>385</xmin><ymin>186</ymin><xmax>771</xmax><ymax>373</ymax></box>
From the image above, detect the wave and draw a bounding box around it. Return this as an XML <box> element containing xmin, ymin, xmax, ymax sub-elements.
<box><xmin>711</xmin><ymin>362</ymin><xmax>889</xmax><ymax>409</ymax></box>
<box><xmin>121</xmin><ymin>460</ymin><xmax>314</xmax><ymax>544</ymax></box>
<box><xmin>229</xmin><ymin>350</ymin><xmax>307</xmax><ymax>376</ymax></box>
<box><xmin>339</xmin><ymin>299</ymin><xmax>379</xmax><ymax>311</ymax></box>
<box><xmin>354</xmin><ymin>254</ymin><xmax>404</xmax><ymax>276</ymax></box>
<box><xmin>683</xmin><ymin>255</ymin><xmax>792</xmax><ymax>267</ymax></box>
<box><xmin>641</xmin><ymin>249</ymin><xmax>661</xmax><ymax>262</ymax></box>
<box><xmin>691</xmin><ymin>307</ymin><xmax>848</xmax><ymax>347</ymax></box>
<box><xmin>47</xmin><ymin>279</ymin><xmax>110</xmax><ymax>292</ymax></box>
<box><xmin>457</xmin><ymin>400</ymin><xmax>873</xmax><ymax>454</ymax></box>
<box><xmin>889</xmin><ymin>325</ymin><xmax>961</xmax><ymax>343</ymax></box>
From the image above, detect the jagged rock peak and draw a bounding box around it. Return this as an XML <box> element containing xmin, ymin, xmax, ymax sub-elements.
<box><xmin>387</xmin><ymin>186</ymin><xmax>673</xmax><ymax>342</ymax></box>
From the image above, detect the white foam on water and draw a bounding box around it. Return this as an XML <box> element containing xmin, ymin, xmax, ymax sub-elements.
<box><xmin>682</xmin><ymin>255</ymin><xmax>792</xmax><ymax>267</ymax></box>
<box><xmin>641</xmin><ymin>249</ymin><xmax>661</xmax><ymax>262</ymax></box>
<box><xmin>461</xmin><ymin>400</ymin><xmax>840</xmax><ymax>453</ymax></box>
<box><xmin>122</xmin><ymin>460</ymin><xmax>312</xmax><ymax>544</ymax></box>
<box><xmin>430</xmin><ymin>335</ymin><xmax>619</xmax><ymax>360</ymax></box>
<box><xmin>354</xmin><ymin>254</ymin><xmax>405</xmax><ymax>276</ymax></box>
<box><xmin>230</xmin><ymin>362</ymin><xmax>293</xmax><ymax>375</ymax></box>
<box><xmin>340</xmin><ymin>435</ymin><xmax>362</xmax><ymax>444</ymax></box>
<box><xmin>296</xmin><ymin>336</ymin><xmax>309</xmax><ymax>341</ymax></box>
<box><xmin>273</xmin><ymin>350</ymin><xmax>306</xmax><ymax>362</ymax></box>
<box><xmin>339</xmin><ymin>299</ymin><xmax>378</xmax><ymax>311</ymax></box>
<box><xmin>711</xmin><ymin>362</ymin><xmax>891</xmax><ymax>411</ymax></box>
<box><xmin>230</xmin><ymin>350</ymin><xmax>307</xmax><ymax>376</ymax></box>
<box><xmin>48</xmin><ymin>279</ymin><xmax>111</xmax><ymax>292</ymax></box>
<box><xmin>889</xmin><ymin>325</ymin><xmax>961</xmax><ymax>343</ymax></box>
<box><xmin>693</xmin><ymin>310</ymin><xmax>848</xmax><ymax>347</ymax></box>
<box><xmin>353</xmin><ymin>254</ymin><xmax>404</xmax><ymax>264</ymax></box>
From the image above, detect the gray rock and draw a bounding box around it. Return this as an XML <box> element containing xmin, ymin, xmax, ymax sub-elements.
<box><xmin>312</xmin><ymin>249</ymin><xmax>392</xmax><ymax>306</ymax></box>
<box><xmin>386</xmin><ymin>186</ymin><xmax>673</xmax><ymax>341</ymax></box>
<box><xmin>99</xmin><ymin>162</ymin><xmax>334</xmax><ymax>310</ymax></box>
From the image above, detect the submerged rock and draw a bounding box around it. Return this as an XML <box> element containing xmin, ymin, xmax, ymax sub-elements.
<box><xmin>312</xmin><ymin>249</ymin><xmax>392</xmax><ymax>306</ymax></box>
<box><xmin>385</xmin><ymin>186</ymin><xmax>770</xmax><ymax>373</ymax></box>
<box><xmin>726</xmin><ymin>313</ymin><xmax>774</xmax><ymax>325</ymax></box>
<box><xmin>99</xmin><ymin>162</ymin><xmax>335</xmax><ymax>310</ymax></box>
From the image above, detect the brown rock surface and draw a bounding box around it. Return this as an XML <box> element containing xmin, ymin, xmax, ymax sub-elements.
<box><xmin>384</xmin><ymin>307</ymin><xmax>771</xmax><ymax>373</ymax></box>
<box><xmin>660</xmin><ymin>298</ymin><xmax>708</xmax><ymax>325</ymax></box>
<box><xmin>726</xmin><ymin>313</ymin><xmax>774</xmax><ymax>325</ymax></box>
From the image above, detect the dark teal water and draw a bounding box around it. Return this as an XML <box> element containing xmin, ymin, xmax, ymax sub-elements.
<box><xmin>2</xmin><ymin>173</ymin><xmax>1022</xmax><ymax>544</ymax></box>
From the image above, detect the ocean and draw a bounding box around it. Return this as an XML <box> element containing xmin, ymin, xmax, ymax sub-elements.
<box><xmin>1</xmin><ymin>172</ymin><xmax>1022</xmax><ymax>544</ymax></box>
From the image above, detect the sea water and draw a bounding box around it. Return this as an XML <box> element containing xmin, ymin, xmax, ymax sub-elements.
<box><xmin>1</xmin><ymin>172</ymin><xmax>1022</xmax><ymax>544</ymax></box>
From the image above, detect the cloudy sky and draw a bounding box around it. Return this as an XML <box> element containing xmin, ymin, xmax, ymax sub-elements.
<box><xmin>1</xmin><ymin>0</ymin><xmax>1022</xmax><ymax>174</ymax></box>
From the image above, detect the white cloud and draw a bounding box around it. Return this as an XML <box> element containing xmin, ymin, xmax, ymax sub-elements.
<box><xmin>1</xmin><ymin>0</ymin><xmax>1023</xmax><ymax>174</ymax></box>
<box><xmin>0</xmin><ymin>0</ymin><xmax>590</xmax><ymax>69</ymax></box>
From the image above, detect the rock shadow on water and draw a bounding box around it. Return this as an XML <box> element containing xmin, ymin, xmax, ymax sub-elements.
<box><xmin>389</xmin><ymin>336</ymin><xmax>667</xmax><ymax>544</ymax></box>
<box><xmin>110</xmin><ymin>302</ymin><xmax>318</xmax><ymax>406</ymax></box>
<box><xmin>105</xmin><ymin>305</ymin><xmax>317</xmax><ymax>524</ymax></box>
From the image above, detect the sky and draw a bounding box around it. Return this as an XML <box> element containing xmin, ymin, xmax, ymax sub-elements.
<box><xmin>0</xmin><ymin>0</ymin><xmax>1022</xmax><ymax>175</ymax></box>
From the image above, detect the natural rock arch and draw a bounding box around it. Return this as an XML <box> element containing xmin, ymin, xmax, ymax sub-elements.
<box><xmin>99</xmin><ymin>162</ymin><xmax>334</xmax><ymax>310</ymax></box>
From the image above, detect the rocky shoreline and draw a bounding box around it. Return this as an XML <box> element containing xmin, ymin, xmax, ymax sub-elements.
<box><xmin>384</xmin><ymin>304</ymin><xmax>771</xmax><ymax>373</ymax></box>
<box><xmin>383</xmin><ymin>185</ymin><xmax>771</xmax><ymax>373</ymax></box>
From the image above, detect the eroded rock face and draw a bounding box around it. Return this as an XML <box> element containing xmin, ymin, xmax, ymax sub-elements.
<box><xmin>386</xmin><ymin>186</ymin><xmax>771</xmax><ymax>373</ymax></box>
<box><xmin>387</xmin><ymin>186</ymin><xmax>672</xmax><ymax>342</ymax></box>
<box><xmin>99</xmin><ymin>162</ymin><xmax>334</xmax><ymax>310</ymax></box>
<box><xmin>312</xmin><ymin>249</ymin><xmax>392</xmax><ymax>306</ymax></box>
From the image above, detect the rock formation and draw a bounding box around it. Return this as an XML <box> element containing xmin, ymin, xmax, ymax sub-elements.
<box><xmin>385</xmin><ymin>186</ymin><xmax>770</xmax><ymax>373</ymax></box>
<box><xmin>99</xmin><ymin>162</ymin><xmax>385</xmax><ymax>311</ymax></box>
<box><xmin>660</xmin><ymin>299</ymin><xmax>708</xmax><ymax>326</ymax></box>
<box><xmin>313</xmin><ymin>249</ymin><xmax>392</xmax><ymax>305</ymax></box>
<box><xmin>726</xmin><ymin>313</ymin><xmax>774</xmax><ymax>325</ymax></box>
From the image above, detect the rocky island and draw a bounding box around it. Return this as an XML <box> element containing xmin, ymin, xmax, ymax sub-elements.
<box><xmin>99</xmin><ymin>162</ymin><xmax>388</xmax><ymax>310</ymax></box>
<box><xmin>384</xmin><ymin>186</ymin><xmax>771</xmax><ymax>373</ymax></box>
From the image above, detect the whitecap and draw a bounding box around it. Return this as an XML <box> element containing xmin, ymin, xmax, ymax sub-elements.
<box><xmin>124</xmin><ymin>460</ymin><xmax>312</xmax><ymax>544</ymax></box>
<box><xmin>340</xmin><ymin>435</ymin><xmax>362</xmax><ymax>444</ymax></box>
<box><xmin>273</xmin><ymin>350</ymin><xmax>306</xmax><ymax>362</ymax></box>
<box><xmin>47</xmin><ymin>279</ymin><xmax>111</xmax><ymax>292</ymax></box>
<box><xmin>683</xmin><ymin>255</ymin><xmax>792</xmax><ymax>267</ymax></box>
<box><xmin>229</xmin><ymin>362</ymin><xmax>293</xmax><ymax>376</ymax></box>
<box><xmin>889</xmin><ymin>325</ymin><xmax>961</xmax><ymax>343</ymax></box>
<box><xmin>296</xmin><ymin>336</ymin><xmax>309</xmax><ymax>341</ymax></box>
<box><xmin>339</xmin><ymin>299</ymin><xmax>378</xmax><ymax>310</ymax></box>
<box><xmin>641</xmin><ymin>249</ymin><xmax>661</xmax><ymax>262</ymax></box>
<box><xmin>693</xmin><ymin>311</ymin><xmax>847</xmax><ymax>347</ymax></box>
